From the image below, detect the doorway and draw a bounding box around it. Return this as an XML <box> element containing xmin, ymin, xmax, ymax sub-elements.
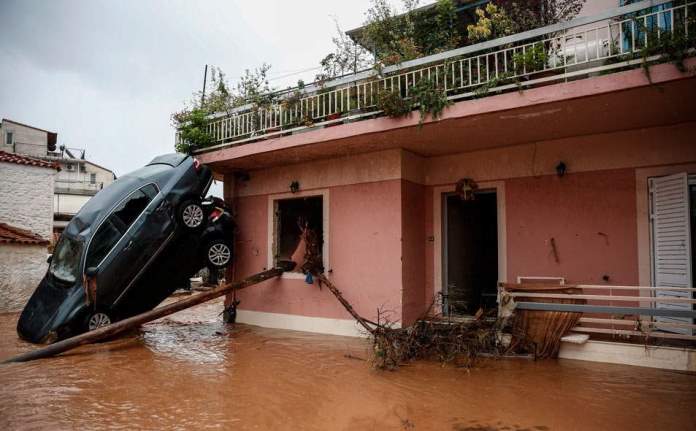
<box><xmin>443</xmin><ymin>191</ymin><xmax>499</xmax><ymax>316</ymax></box>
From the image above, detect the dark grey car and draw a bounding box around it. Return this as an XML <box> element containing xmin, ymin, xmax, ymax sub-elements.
<box><xmin>17</xmin><ymin>154</ymin><xmax>235</xmax><ymax>343</ymax></box>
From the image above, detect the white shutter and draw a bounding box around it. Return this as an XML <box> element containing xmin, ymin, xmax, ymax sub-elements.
<box><xmin>650</xmin><ymin>172</ymin><xmax>693</xmax><ymax>335</ymax></box>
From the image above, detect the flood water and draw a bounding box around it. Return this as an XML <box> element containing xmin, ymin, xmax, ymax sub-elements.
<box><xmin>1</xmin><ymin>299</ymin><xmax>695</xmax><ymax>431</ymax></box>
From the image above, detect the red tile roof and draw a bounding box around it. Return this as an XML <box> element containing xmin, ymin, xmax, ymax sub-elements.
<box><xmin>0</xmin><ymin>222</ymin><xmax>50</xmax><ymax>245</ymax></box>
<box><xmin>0</xmin><ymin>150</ymin><xmax>60</xmax><ymax>171</ymax></box>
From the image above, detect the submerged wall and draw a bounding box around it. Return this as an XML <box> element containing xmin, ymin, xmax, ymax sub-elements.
<box><xmin>223</xmin><ymin>119</ymin><xmax>696</xmax><ymax>336</ymax></box>
<box><xmin>505</xmin><ymin>168</ymin><xmax>638</xmax><ymax>286</ymax></box>
<box><xmin>226</xmin><ymin>150</ymin><xmax>408</xmax><ymax>335</ymax></box>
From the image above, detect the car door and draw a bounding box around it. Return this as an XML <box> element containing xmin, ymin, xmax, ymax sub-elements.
<box><xmin>84</xmin><ymin>185</ymin><xmax>158</xmax><ymax>308</ymax></box>
<box><xmin>110</xmin><ymin>183</ymin><xmax>176</xmax><ymax>306</ymax></box>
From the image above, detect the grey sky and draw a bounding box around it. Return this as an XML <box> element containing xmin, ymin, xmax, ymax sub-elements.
<box><xmin>0</xmin><ymin>0</ymin><xmax>380</xmax><ymax>182</ymax></box>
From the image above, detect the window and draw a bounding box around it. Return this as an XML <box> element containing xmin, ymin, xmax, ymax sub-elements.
<box><xmin>66</xmin><ymin>163</ymin><xmax>75</xmax><ymax>172</ymax></box>
<box><xmin>649</xmin><ymin>172</ymin><xmax>695</xmax><ymax>334</ymax></box>
<box><xmin>5</xmin><ymin>131</ymin><xmax>13</xmax><ymax>147</ymax></box>
<box><xmin>273</xmin><ymin>195</ymin><xmax>324</xmax><ymax>273</ymax></box>
<box><xmin>49</xmin><ymin>236</ymin><xmax>82</xmax><ymax>284</ymax></box>
<box><xmin>620</xmin><ymin>1</ymin><xmax>673</xmax><ymax>52</ymax></box>
<box><xmin>80</xmin><ymin>164</ymin><xmax>87</xmax><ymax>173</ymax></box>
<box><xmin>90</xmin><ymin>173</ymin><xmax>96</xmax><ymax>184</ymax></box>
<box><xmin>85</xmin><ymin>185</ymin><xmax>155</xmax><ymax>268</ymax></box>
<box><xmin>86</xmin><ymin>217</ymin><xmax>124</xmax><ymax>269</ymax></box>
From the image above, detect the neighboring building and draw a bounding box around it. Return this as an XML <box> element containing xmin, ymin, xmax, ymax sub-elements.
<box><xmin>0</xmin><ymin>119</ymin><xmax>116</xmax><ymax>235</ymax></box>
<box><xmin>48</xmin><ymin>155</ymin><xmax>116</xmax><ymax>234</ymax></box>
<box><xmin>191</xmin><ymin>1</ymin><xmax>695</xmax><ymax>367</ymax></box>
<box><xmin>0</xmin><ymin>151</ymin><xmax>59</xmax><ymax>312</ymax></box>
<box><xmin>0</xmin><ymin>118</ymin><xmax>57</xmax><ymax>158</ymax></box>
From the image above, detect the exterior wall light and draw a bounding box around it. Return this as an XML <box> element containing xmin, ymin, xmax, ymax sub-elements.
<box><xmin>290</xmin><ymin>181</ymin><xmax>300</xmax><ymax>193</ymax></box>
<box><xmin>556</xmin><ymin>161</ymin><xmax>567</xmax><ymax>177</ymax></box>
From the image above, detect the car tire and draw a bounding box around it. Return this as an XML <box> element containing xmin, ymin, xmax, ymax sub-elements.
<box><xmin>179</xmin><ymin>200</ymin><xmax>205</xmax><ymax>229</ymax></box>
<box><xmin>85</xmin><ymin>311</ymin><xmax>112</xmax><ymax>331</ymax></box>
<box><xmin>205</xmin><ymin>239</ymin><xmax>233</xmax><ymax>269</ymax></box>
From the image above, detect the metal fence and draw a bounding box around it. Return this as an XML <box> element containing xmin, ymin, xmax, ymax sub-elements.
<box><xmin>499</xmin><ymin>282</ymin><xmax>696</xmax><ymax>342</ymax></box>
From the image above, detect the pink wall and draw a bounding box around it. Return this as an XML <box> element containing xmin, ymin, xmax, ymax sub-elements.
<box><xmin>421</xmin><ymin>168</ymin><xmax>640</xmax><ymax>301</ymax></box>
<box><xmin>401</xmin><ymin>180</ymin><xmax>427</xmax><ymax>325</ymax></box>
<box><xmin>229</xmin><ymin>180</ymin><xmax>405</xmax><ymax>324</ymax></box>
<box><xmin>505</xmin><ymin>168</ymin><xmax>639</xmax><ymax>285</ymax></box>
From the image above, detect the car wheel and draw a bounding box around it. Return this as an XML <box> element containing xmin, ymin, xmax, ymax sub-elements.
<box><xmin>86</xmin><ymin>311</ymin><xmax>112</xmax><ymax>331</ymax></box>
<box><xmin>206</xmin><ymin>240</ymin><xmax>232</xmax><ymax>269</ymax></box>
<box><xmin>179</xmin><ymin>200</ymin><xmax>205</xmax><ymax>229</ymax></box>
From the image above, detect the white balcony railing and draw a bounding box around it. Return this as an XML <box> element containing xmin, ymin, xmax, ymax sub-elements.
<box><xmin>191</xmin><ymin>0</ymin><xmax>694</xmax><ymax>152</ymax></box>
<box><xmin>55</xmin><ymin>179</ymin><xmax>103</xmax><ymax>195</ymax></box>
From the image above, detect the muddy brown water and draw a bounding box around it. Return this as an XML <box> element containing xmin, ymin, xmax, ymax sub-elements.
<box><xmin>1</xmin><ymin>299</ymin><xmax>695</xmax><ymax>430</ymax></box>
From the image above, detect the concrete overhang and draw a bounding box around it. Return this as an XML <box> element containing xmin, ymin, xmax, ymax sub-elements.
<box><xmin>197</xmin><ymin>59</ymin><xmax>696</xmax><ymax>174</ymax></box>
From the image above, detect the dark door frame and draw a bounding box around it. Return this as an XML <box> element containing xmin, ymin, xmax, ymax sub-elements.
<box><xmin>441</xmin><ymin>189</ymin><xmax>500</xmax><ymax>316</ymax></box>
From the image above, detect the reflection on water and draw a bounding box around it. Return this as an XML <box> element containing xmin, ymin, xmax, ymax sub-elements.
<box><xmin>1</xmin><ymin>298</ymin><xmax>695</xmax><ymax>430</ymax></box>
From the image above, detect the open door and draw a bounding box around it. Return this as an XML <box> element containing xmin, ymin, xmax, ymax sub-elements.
<box><xmin>443</xmin><ymin>191</ymin><xmax>498</xmax><ymax>316</ymax></box>
<box><xmin>649</xmin><ymin>172</ymin><xmax>694</xmax><ymax>335</ymax></box>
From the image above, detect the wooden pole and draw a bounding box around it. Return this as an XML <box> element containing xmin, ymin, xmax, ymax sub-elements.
<box><xmin>200</xmin><ymin>64</ymin><xmax>208</xmax><ymax>106</ymax></box>
<box><xmin>316</xmin><ymin>274</ymin><xmax>375</xmax><ymax>334</ymax></box>
<box><xmin>2</xmin><ymin>265</ymin><xmax>291</xmax><ymax>364</ymax></box>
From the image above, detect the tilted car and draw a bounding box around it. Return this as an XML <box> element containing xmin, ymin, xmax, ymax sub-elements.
<box><xmin>17</xmin><ymin>154</ymin><xmax>235</xmax><ymax>344</ymax></box>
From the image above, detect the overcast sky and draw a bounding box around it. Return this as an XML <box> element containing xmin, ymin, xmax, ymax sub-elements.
<box><xmin>0</xmin><ymin>0</ymin><xmax>386</xmax><ymax>183</ymax></box>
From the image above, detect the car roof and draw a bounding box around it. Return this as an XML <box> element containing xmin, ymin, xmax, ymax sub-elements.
<box><xmin>148</xmin><ymin>153</ymin><xmax>188</xmax><ymax>167</ymax></box>
<box><xmin>63</xmin><ymin>159</ymin><xmax>182</xmax><ymax>240</ymax></box>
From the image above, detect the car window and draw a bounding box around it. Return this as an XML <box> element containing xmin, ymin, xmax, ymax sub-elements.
<box><xmin>49</xmin><ymin>236</ymin><xmax>82</xmax><ymax>284</ymax></box>
<box><xmin>140</xmin><ymin>183</ymin><xmax>159</xmax><ymax>199</ymax></box>
<box><xmin>85</xmin><ymin>218</ymin><xmax>124</xmax><ymax>269</ymax></box>
<box><xmin>112</xmin><ymin>189</ymin><xmax>150</xmax><ymax>227</ymax></box>
<box><xmin>85</xmin><ymin>185</ymin><xmax>156</xmax><ymax>268</ymax></box>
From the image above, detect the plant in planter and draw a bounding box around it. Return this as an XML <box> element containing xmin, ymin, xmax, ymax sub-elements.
<box><xmin>473</xmin><ymin>72</ymin><xmax>518</xmax><ymax>98</ymax></box>
<box><xmin>512</xmin><ymin>42</ymin><xmax>549</xmax><ymax>75</ymax></box>
<box><xmin>409</xmin><ymin>76</ymin><xmax>451</xmax><ymax>125</ymax></box>
<box><xmin>172</xmin><ymin>64</ymin><xmax>277</xmax><ymax>152</ymax></box>
<box><xmin>172</xmin><ymin>108</ymin><xmax>214</xmax><ymax>154</ymax></box>
<box><xmin>280</xmin><ymin>80</ymin><xmax>308</xmax><ymax>127</ymax></box>
<box><xmin>638</xmin><ymin>18</ymin><xmax>696</xmax><ymax>82</ymax></box>
<box><xmin>376</xmin><ymin>89</ymin><xmax>412</xmax><ymax>118</ymax></box>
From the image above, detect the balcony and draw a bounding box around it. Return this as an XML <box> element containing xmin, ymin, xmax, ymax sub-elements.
<box><xmin>54</xmin><ymin>179</ymin><xmax>103</xmax><ymax>196</ymax></box>
<box><xmin>190</xmin><ymin>0</ymin><xmax>695</xmax><ymax>155</ymax></box>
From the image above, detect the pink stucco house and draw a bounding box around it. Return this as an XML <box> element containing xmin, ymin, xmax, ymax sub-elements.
<box><xmin>193</xmin><ymin>0</ymin><xmax>695</xmax><ymax>367</ymax></box>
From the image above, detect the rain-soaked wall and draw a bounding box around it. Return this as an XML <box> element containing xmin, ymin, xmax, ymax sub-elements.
<box><xmin>422</xmin><ymin>121</ymin><xmax>696</xmax><ymax>302</ymax></box>
<box><xmin>226</xmin><ymin>150</ymin><xmax>409</xmax><ymax>336</ymax></box>
<box><xmin>222</xmin><ymin>119</ymin><xmax>696</xmax><ymax>336</ymax></box>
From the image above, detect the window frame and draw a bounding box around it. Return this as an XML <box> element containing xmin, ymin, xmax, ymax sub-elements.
<box><xmin>648</xmin><ymin>173</ymin><xmax>695</xmax><ymax>286</ymax></box>
<box><xmin>83</xmin><ymin>182</ymin><xmax>161</xmax><ymax>271</ymax></box>
<box><xmin>267</xmin><ymin>189</ymin><xmax>329</xmax><ymax>278</ymax></box>
<box><xmin>5</xmin><ymin>131</ymin><xmax>13</xmax><ymax>147</ymax></box>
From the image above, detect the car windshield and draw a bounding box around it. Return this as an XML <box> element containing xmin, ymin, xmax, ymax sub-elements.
<box><xmin>49</xmin><ymin>236</ymin><xmax>83</xmax><ymax>284</ymax></box>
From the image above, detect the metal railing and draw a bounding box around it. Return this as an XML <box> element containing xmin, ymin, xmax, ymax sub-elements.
<box><xmin>499</xmin><ymin>282</ymin><xmax>696</xmax><ymax>342</ymax></box>
<box><xmin>191</xmin><ymin>0</ymin><xmax>694</xmax><ymax>152</ymax></box>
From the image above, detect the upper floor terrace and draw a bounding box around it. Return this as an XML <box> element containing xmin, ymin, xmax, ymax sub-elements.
<box><xmin>191</xmin><ymin>0</ymin><xmax>696</xmax><ymax>168</ymax></box>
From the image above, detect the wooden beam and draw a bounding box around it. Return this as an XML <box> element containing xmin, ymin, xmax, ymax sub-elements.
<box><xmin>2</xmin><ymin>265</ymin><xmax>292</xmax><ymax>364</ymax></box>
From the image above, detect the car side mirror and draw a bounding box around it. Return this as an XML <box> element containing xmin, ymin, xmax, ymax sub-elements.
<box><xmin>46</xmin><ymin>255</ymin><xmax>52</xmax><ymax>264</ymax></box>
<box><xmin>85</xmin><ymin>266</ymin><xmax>98</xmax><ymax>277</ymax></box>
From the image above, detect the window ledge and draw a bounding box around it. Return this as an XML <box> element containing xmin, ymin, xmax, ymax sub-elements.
<box><xmin>280</xmin><ymin>272</ymin><xmax>306</xmax><ymax>280</ymax></box>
